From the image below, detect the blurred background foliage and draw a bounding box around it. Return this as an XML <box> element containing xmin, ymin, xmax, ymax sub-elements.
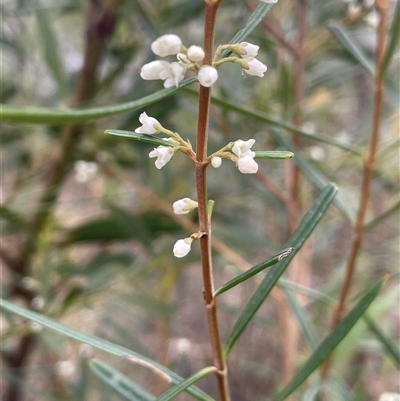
<box><xmin>1</xmin><ymin>0</ymin><xmax>399</xmax><ymax>400</ymax></box>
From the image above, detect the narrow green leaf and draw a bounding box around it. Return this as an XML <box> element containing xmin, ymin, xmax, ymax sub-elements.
<box><xmin>0</xmin><ymin>299</ymin><xmax>212</xmax><ymax>401</ymax></box>
<box><xmin>254</xmin><ymin>151</ymin><xmax>294</xmax><ymax>160</ymax></box>
<box><xmin>271</xmin><ymin>278</ymin><xmax>386</xmax><ymax>401</ymax></box>
<box><xmin>0</xmin><ymin>77</ymin><xmax>197</xmax><ymax>125</ymax></box>
<box><xmin>35</xmin><ymin>8</ymin><xmax>67</xmax><ymax>98</ymax></box>
<box><xmin>215</xmin><ymin>248</ymin><xmax>295</xmax><ymax>297</ymax></box>
<box><xmin>155</xmin><ymin>367</ymin><xmax>216</xmax><ymax>401</ymax></box>
<box><xmin>105</xmin><ymin>130</ymin><xmax>175</xmax><ymax>148</ymax></box>
<box><xmin>182</xmin><ymin>89</ymin><xmax>362</xmax><ymax>156</ymax></box>
<box><xmin>328</xmin><ymin>22</ymin><xmax>375</xmax><ymax>75</ymax></box>
<box><xmin>89</xmin><ymin>359</ymin><xmax>155</xmax><ymax>401</ymax></box>
<box><xmin>363</xmin><ymin>314</ymin><xmax>400</xmax><ymax>368</ymax></box>
<box><xmin>380</xmin><ymin>0</ymin><xmax>400</xmax><ymax>78</ymax></box>
<box><xmin>283</xmin><ymin>287</ymin><xmax>319</xmax><ymax>350</ymax></box>
<box><xmin>273</xmin><ymin>130</ymin><xmax>356</xmax><ymax>224</ymax></box>
<box><xmin>224</xmin><ymin>184</ymin><xmax>337</xmax><ymax>356</ymax></box>
<box><xmin>364</xmin><ymin>199</ymin><xmax>400</xmax><ymax>231</ymax></box>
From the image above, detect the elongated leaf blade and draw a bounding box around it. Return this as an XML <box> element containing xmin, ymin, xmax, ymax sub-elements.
<box><xmin>215</xmin><ymin>248</ymin><xmax>295</xmax><ymax>296</ymax></box>
<box><xmin>155</xmin><ymin>368</ymin><xmax>216</xmax><ymax>401</ymax></box>
<box><xmin>271</xmin><ymin>278</ymin><xmax>386</xmax><ymax>401</ymax></box>
<box><xmin>254</xmin><ymin>151</ymin><xmax>294</xmax><ymax>160</ymax></box>
<box><xmin>224</xmin><ymin>184</ymin><xmax>337</xmax><ymax>356</ymax></box>
<box><xmin>363</xmin><ymin>314</ymin><xmax>400</xmax><ymax>367</ymax></box>
<box><xmin>0</xmin><ymin>299</ymin><xmax>212</xmax><ymax>401</ymax></box>
<box><xmin>89</xmin><ymin>359</ymin><xmax>155</xmax><ymax>401</ymax></box>
<box><xmin>105</xmin><ymin>130</ymin><xmax>175</xmax><ymax>148</ymax></box>
<box><xmin>0</xmin><ymin>78</ymin><xmax>197</xmax><ymax>125</ymax></box>
<box><xmin>380</xmin><ymin>0</ymin><xmax>400</xmax><ymax>78</ymax></box>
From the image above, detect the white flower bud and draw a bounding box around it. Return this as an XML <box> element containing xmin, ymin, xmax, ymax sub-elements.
<box><xmin>140</xmin><ymin>60</ymin><xmax>169</xmax><ymax>80</ymax></box>
<box><xmin>259</xmin><ymin>0</ymin><xmax>278</xmax><ymax>3</ymax></box>
<box><xmin>243</xmin><ymin>58</ymin><xmax>267</xmax><ymax>77</ymax></box>
<box><xmin>240</xmin><ymin>42</ymin><xmax>259</xmax><ymax>57</ymax></box>
<box><xmin>197</xmin><ymin>65</ymin><xmax>218</xmax><ymax>87</ymax></box>
<box><xmin>211</xmin><ymin>156</ymin><xmax>222</xmax><ymax>168</ymax></box>
<box><xmin>237</xmin><ymin>155</ymin><xmax>259</xmax><ymax>174</ymax></box>
<box><xmin>232</xmin><ymin>139</ymin><xmax>256</xmax><ymax>158</ymax></box>
<box><xmin>149</xmin><ymin>145</ymin><xmax>174</xmax><ymax>169</ymax></box>
<box><xmin>173</xmin><ymin>238</ymin><xmax>192</xmax><ymax>258</ymax></box>
<box><xmin>151</xmin><ymin>34</ymin><xmax>182</xmax><ymax>57</ymax></box>
<box><xmin>187</xmin><ymin>45</ymin><xmax>205</xmax><ymax>62</ymax></box>
<box><xmin>159</xmin><ymin>62</ymin><xmax>186</xmax><ymax>88</ymax></box>
<box><xmin>173</xmin><ymin>198</ymin><xmax>198</xmax><ymax>215</ymax></box>
<box><xmin>135</xmin><ymin>112</ymin><xmax>160</xmax><ymax>135</ymax></box>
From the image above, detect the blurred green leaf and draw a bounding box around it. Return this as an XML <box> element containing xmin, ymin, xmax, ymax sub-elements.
<box><xmin>224</xmin><ymin>184</ymin><xmax>337</xmax><ymax>356</ymax></box>
<box><xmin>215</xmin><ymin>247</ymin><xmax>295</xmax><ymax>296</ymax></box>
<box><xmin>89</xmin><ymin>359</ymin><xmax>155</xmax><ymax>401</ymax></box>
<box><xmin>364</xmin><ymin>314</ymin><xmax>400</xmax><ymax>368</ymax></box>
<box><xmin>155</xmin><ymin>367</ymin><xmax>216</xmax><ymax>401</ymax></box>
<box><xmin>0</xmin><ymin>298</ymin><xmax>212</xmax><ymax>401</ymax></box>
<box><xmin>0</xmin><ymin>204</ymin><xmax>27</xmax><ymax>232</ymax></box>
<box><xmin>270</xmin><ymin>277</ymin><xmax>386</xmax><ymax>401</ymax></box>
<box><xmin>380</xmin><ymin>0</ymin><xmax>400</xmax><ymax>78</ymax></box>
<box><xmin>0</xmin><ymin>77</ymin><xmax>197</xmax><ymax>125</ymax></box>
<box><xmin>254</xmin><ymin>151</ymin><xmax>294</xmax><ymax>159</ymax></box>
<box><xmin>35</xmin><ymin>8</ymin><xmax>67</xmax><ymax>98</ymax></box>
<box><xmin>364</xmin><ymin>199</ymin><xmax>400</xmax><ymax>231</ymax></box>
<box><xmin>105</xmin><ymin>130</ymin><xmax>176</xmax><ymax>148</ymax></box>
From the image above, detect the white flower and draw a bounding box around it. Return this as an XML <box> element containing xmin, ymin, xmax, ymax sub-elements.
<box><xmin>151</xmin><ymin>34</ymin><xmax>182</xmax><ymax>57</ymax></box>
<box><xmin>240</xmin><ymin>42</ymin><xmax>259</xmax><ymax>57</ymax></box>
<box><xmin>237</xmin><ymin>155</ymin><xmax>259</xmax><ymax>174</ymax></box>
<box><xmin>243</xmin><ymin>58</ymin><xmax>267</xmax><ymax>77</ymax></box>
<box><xmin>159</xmin><ymin>62</ymin><xmax>186</xmax><ymax>88</ymax></box>
<box><xmin>74</xmin><ymin>160</ymin><xmax>98</xmax><ymax>183</ymax></box>
<box><xmin>379</xmin><ymin>393</ymin><xmax>400</xmax><ymax>401</ymax></box>
<box><xmin>149</xmin><ymin>145</ymin><xmax>174</xmax><ymax>169</ymax></box>
<box><xmin>197</xmin><ymin>66</ymin><xmax>218</xmax><ymax>87</ymax></box>
<box><xmin>259</xmin><ymin>0</ymin><xmax>278</xmax><ymax>3</ymax></box>
<box><xmin>187</xmin><ymin>45</ymin><xmax>205</xmax><ymax>62</ymax></box>
<box><xmin>173</xmin><ymin>238</ymin><xmax>192</xmax><ymax>258</ymax></box>
<box><xmin>173</xmin><ymin>198</ymin><xmax>198</xmax><ymax>214</ymax></box>
<box><xmin>211</xmin><ymin>156</ymin><xmax>222</xmax><ymax>168</ymax></box>
<box><xmin>135</xmin><ymin>112</ymin><xmax>160</xmax><ymax>134</ymax></box>
<box><xmin>232</xmin><ymin>139</ymin><xmax>256</xmax><ymax>158</ymax></box>
<box><xmin>140</xmin><ymin>60</ymin><xmax>169</xmax><ymax>80</ymax></box>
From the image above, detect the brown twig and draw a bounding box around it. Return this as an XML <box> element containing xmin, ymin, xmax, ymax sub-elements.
<box><xmin>195</xmin><ymin>1</ymin><xmax>231</xmax><ymax>400</ymax></box>
<box><xmin>321</xmin><ymin>0</ymin><xmax>389</xmax><ymax>380</ymax></box>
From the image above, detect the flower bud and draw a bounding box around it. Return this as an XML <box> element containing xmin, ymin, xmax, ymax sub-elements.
<box><xmin>187</xmin><ymin>45</ymin><xmax>205</xmax><ymax>62</ymax></box>
<box><xmin>237</xmin><ymin>155</ymin><xmax>259</xmax><ymax>174</ymax></box>
<box><xmin>240</xmin><ymin>42</ymin><xmax>259</xmax><ymax>57</ymax></box>
<box><xmin>173</xmin><ymin>198</ymin><xmax>198</xmax><ymax>215</ymax></box>
<box><xmin>242</xmin><ymin>58</ymin><xmax>267</xmax><ymax>77</ymax></box>
<box><xmin>173</xmin><ymin>238</ymin><xmax>192</xmax><ymax>258</ymax></box>
<box><xmin>197</xmin><ymin>66</ymin><xmax>218</xmax><ymax>87</ymax></box>
<box><xmin>140</xmin><ymin>60</ymin><xmax>169</xmax><ymax>80</ymax></box>
<box><xmin>135</xmin><ymin>112</ymin><xmax>161</xmax><ymax>135</ymax></box>
<box><xmin>151</xmin><ymin>34</ymin><xmax>182</xmax><ymax>57</ymax></box>
<box><xmin>211</xmin><ymin>157</ymin><xmax>222</xmax><ymax>168</ymax></box>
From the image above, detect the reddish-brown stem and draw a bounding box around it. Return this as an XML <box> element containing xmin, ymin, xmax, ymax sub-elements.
<box><xmin>321</xmin><ymin>0</ymin><xmax>388</xmax><ymax>380</ymax></box>
<box><xmin>195</xmin><ymin>1</ymin><xmax>230</xmax><ymax>400</ymax></box>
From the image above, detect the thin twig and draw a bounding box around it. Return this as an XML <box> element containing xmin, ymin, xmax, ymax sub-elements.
<box><xmin>321</xmin><ymin>0</ymin><xmax>389</xmax><ymax>380</ymax></box>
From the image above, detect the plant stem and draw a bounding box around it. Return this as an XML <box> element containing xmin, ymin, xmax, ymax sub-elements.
<box><xmin>321</xmin><ymin>0</ymin><xmax>389</xmax><ymax>380</ymax></box>
<box><xmin>195</xmin><ymin>1</ymin><xmax>230</xmax><ymax>400</ymax></box>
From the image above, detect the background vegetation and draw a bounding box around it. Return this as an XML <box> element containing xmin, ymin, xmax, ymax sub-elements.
<box><xmin>1</xmin><ymin>0</ymin><xmax>399</xmax><ymax>400</ymax></box>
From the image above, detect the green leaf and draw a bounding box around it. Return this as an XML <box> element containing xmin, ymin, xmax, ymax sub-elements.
<box><xmin>224</xmin><ymin>184</ymin><xmax>337</xmax><ymax>356</ymax></box>
<box><xmin>89</xmin><ymin>359</ymin><xmax>155</xmax><ymax>401</ymax></box>
<box><xmin>380</xmin><ymin>0</ymin><xmax>400</xmax><ymax>78</ymax></box>
<box><xmin>270</xmin><ymin>277</ymin><xmax>386</xmax><ymax>401</ymax></box>
<box><xmin>363</xmin><ymin>314</ymin><xmax>400</xmax><ymax>368</ymax></box>
<box><xmin>35</xmin><ymin>8</ymin><xmax>67</xmax><ymax>98</ymax></box>
<box><xmin>182</xmin><ymin>89</ymin><xmax>362</xmax><ymax>156</ymax></box>
<box><xmin>105</xmin><ymin>130</ymin><xmax>176</xmax><ymax>148</ymax></box>
<box><xmin>364</xmin><ymin>199</ymin><xmax>400</xmax><ymax>231</ymax></box>
<box><xmin>0</xmin><ymin>299</ymin><xmax>212</xmax><ymax>401</ymax></box>
<box><xmin>254</xmin><ymin>151</ymin><xmax>294</xmax><ymax>160</ymax></box>
<box><xmin>215</xmin><ymin>248</ymin><xmax>295</xmax><ymax>297</ymax></box>
<box><xmin>155</xmin><ymin>367</ymin><xmax>216</xmax><ymax>401</ymax></box>
<box><xmin>0</xmin><ymin>77</ymin><xmax>197</xmax><ymax>125</ymax></box>
<box><xmin>328</xmin><ymin>22</ymin><xmax>375</xmax><ymax>75</ymax></box>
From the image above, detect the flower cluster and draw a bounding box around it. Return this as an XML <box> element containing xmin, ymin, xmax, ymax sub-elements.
<box><xmin>140</xmin><ymin>34</ymin><xmax>267</xmax><ymax>88</ymax></box>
